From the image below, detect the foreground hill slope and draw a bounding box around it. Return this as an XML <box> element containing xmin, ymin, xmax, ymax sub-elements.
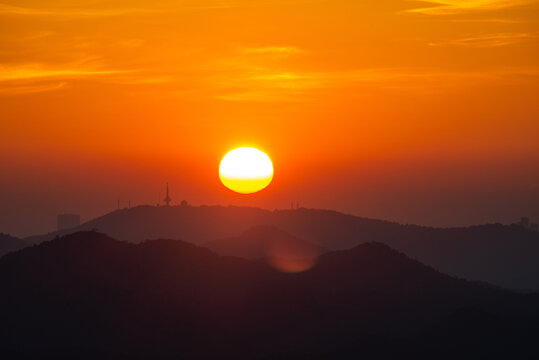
<box><xmin>24</xmin><ymin>205</ymin><xmax>539</xmax><ymax>290</ymax></box>
<box><xmin>1</xmin><ymin>231</ymin><xmax>538</xmax><ymax>358</ymax></box>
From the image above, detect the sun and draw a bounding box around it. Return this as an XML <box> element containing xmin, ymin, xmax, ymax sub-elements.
<box><xmin>219</xmin><ymin>147</ymin><xmax>274</xmax><ymax>194</ymax></box>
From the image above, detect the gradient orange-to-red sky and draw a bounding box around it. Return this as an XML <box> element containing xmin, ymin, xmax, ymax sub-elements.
<box><xmin>1</xmin><ymin>0</ymin><xmax>538</xmax><ymax>236</ymax></box>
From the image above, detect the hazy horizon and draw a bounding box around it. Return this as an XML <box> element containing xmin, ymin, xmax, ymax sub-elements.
<box><xmin>5</xmin><ymin>193</ymin><xmax>538</xmax><ymax>238</ymax></box>
<box><xmin>1</xmin><ymin>0</ymin><xmax>539</xmax><ymax>237</ymax></box>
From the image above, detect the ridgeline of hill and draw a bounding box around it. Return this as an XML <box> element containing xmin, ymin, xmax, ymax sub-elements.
<box><xmin>0</xmin><ymin>233</ymin><xmax>26</xmax><ymax>257</ymax></box>
<box><xmin>22</xmin><ymin>205</ymin><xmax>539</xmax><ymax>290</ymax></box>
<box><xmin>2</xmin><ymin>231</ymin><xmax>538</xmax><ymax>358</ymax></box>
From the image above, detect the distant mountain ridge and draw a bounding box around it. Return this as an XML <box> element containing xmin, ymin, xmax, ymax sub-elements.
<box><xmin>1</xmin><ymin>231</ymin><xmax>537</xmax><ymax>358</ymax></box>
<box><xmin>22</xmin><ymin>205</ymin><xmax>539</xmax><ymax>290</ymax></box>
<box><xmin>0</xmin><ymin>233</ymin><xmax>26</xmax><ymax>257</ymax></box>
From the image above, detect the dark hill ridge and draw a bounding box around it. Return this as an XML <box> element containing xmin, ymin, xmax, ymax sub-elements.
<box><xmin>304</xmin><ymin>242</ymin><xmax>462</xmax><ymax>292</ymax></box>
<box><xmin>23</xmin><ymin>205</ymin><xmax>539</xmax><ymax>290</ymax></box>
<box><xmin>1</xmin><ymin>231</ymin><xmax>537</xmax><ymax>358</ymax></box>
<box><xmin>0</xmin><ymin>233</ymin><xmax>26</xmax><ymax>257</ymax></box>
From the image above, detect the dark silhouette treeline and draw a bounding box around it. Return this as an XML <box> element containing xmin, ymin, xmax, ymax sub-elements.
<box><xmin>1</xmin><ymin>231</ymin><xmax>539</xmax><ymax>358</ymax></box>
<box><xmin>22</xmin><ymin>205</ymin><xmax>539</xmax><ymax>290</ymax></box>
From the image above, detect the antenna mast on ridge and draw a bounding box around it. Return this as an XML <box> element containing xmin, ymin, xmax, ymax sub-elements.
<box><xmin>164</xmin><ymin>183</ymin><xmax>172</xmax><ymax>207</ymax></box>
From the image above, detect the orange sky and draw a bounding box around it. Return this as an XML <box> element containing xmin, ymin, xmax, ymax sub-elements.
<box><xmin>1</xmin><ymin>0</ymin><xmax>539</xmax><ymax>236</ymax></box>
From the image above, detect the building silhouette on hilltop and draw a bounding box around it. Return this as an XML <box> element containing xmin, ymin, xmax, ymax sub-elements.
<box><xmin>517</xmin><ymin>217</ymin><xmax>538</xmax><ymax>232</ymax></box>
<box><xmin>158</xmin><ymin>183</ymin><xmax>188</xmax><ymax>207</ymax></box>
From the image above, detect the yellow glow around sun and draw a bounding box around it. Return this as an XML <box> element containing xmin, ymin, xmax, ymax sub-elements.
<box><xmin>219</xmin><ymin>147</ymin><xmax>274</xmax><ymax>194</ymax></box>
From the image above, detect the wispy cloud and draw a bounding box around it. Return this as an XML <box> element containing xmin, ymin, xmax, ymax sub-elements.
<box><xmin>443</xmin><ymin>17</ymin><xmax>524</xmax><ymax>23</ymax></box>
<box><xmin>0</xmin><ymin>3</ymin><xmax>161</xmax><ymax>17</ymax></box>
<box><xmin>0</xmin><ymin>81</ymin><xmax>67</xmax><ymax>95</ymax></box>
<box><xmin>0</xmin><ymin>65</ymin><xmax>132</xmax><ymax>81</ymax></box>
<box><xmin>239</xmin><ymin>46</ymin><xmax>304</xmax><ymax>56</ymax></box>
<box><xmin>429</xmin><ymin>32</ymin><xmax>539</xmax><ymax>47</ymax></box>
<box><xmin>407</xmin><ymin>0</ymin><xmax>535</xmax><ymax>15</ymax></box>
<box><xmin>212</xmin><ymin>66</ymin><xmax>539</xmax><ymax>101</ymax></box>
<box><xmin>212</xmin><ymin>68</ymin><xmax>321</xmax><ymax>102</ymax></box>
<box><xmin>0</xmin><ymin>1</ymin><xmax>322</xmax><ymax>18</ymax></box>
<box><xmin>0</xmin><ymin>64</ymin><xmax>136</xmax><ymax>95</ymax></box>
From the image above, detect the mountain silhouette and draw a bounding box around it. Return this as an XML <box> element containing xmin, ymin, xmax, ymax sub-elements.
<box><xmin>0</xmin><ymin>233</ymin><xmax>26</xmax><ymax>257</ymax></box>
<box><xmin>23</xmin><ymin>205</ymin><xmax>539</xmax><ymax>290</ymax></box>
<box><xmin>1</xmin><ymin>231</ymin><xmax>539</xmax><ymax>358</ymax></box>
<box><xmin>206</xmin><ymin>225</ymin><xmax>325</xmax><ymax>272</ymax></box>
